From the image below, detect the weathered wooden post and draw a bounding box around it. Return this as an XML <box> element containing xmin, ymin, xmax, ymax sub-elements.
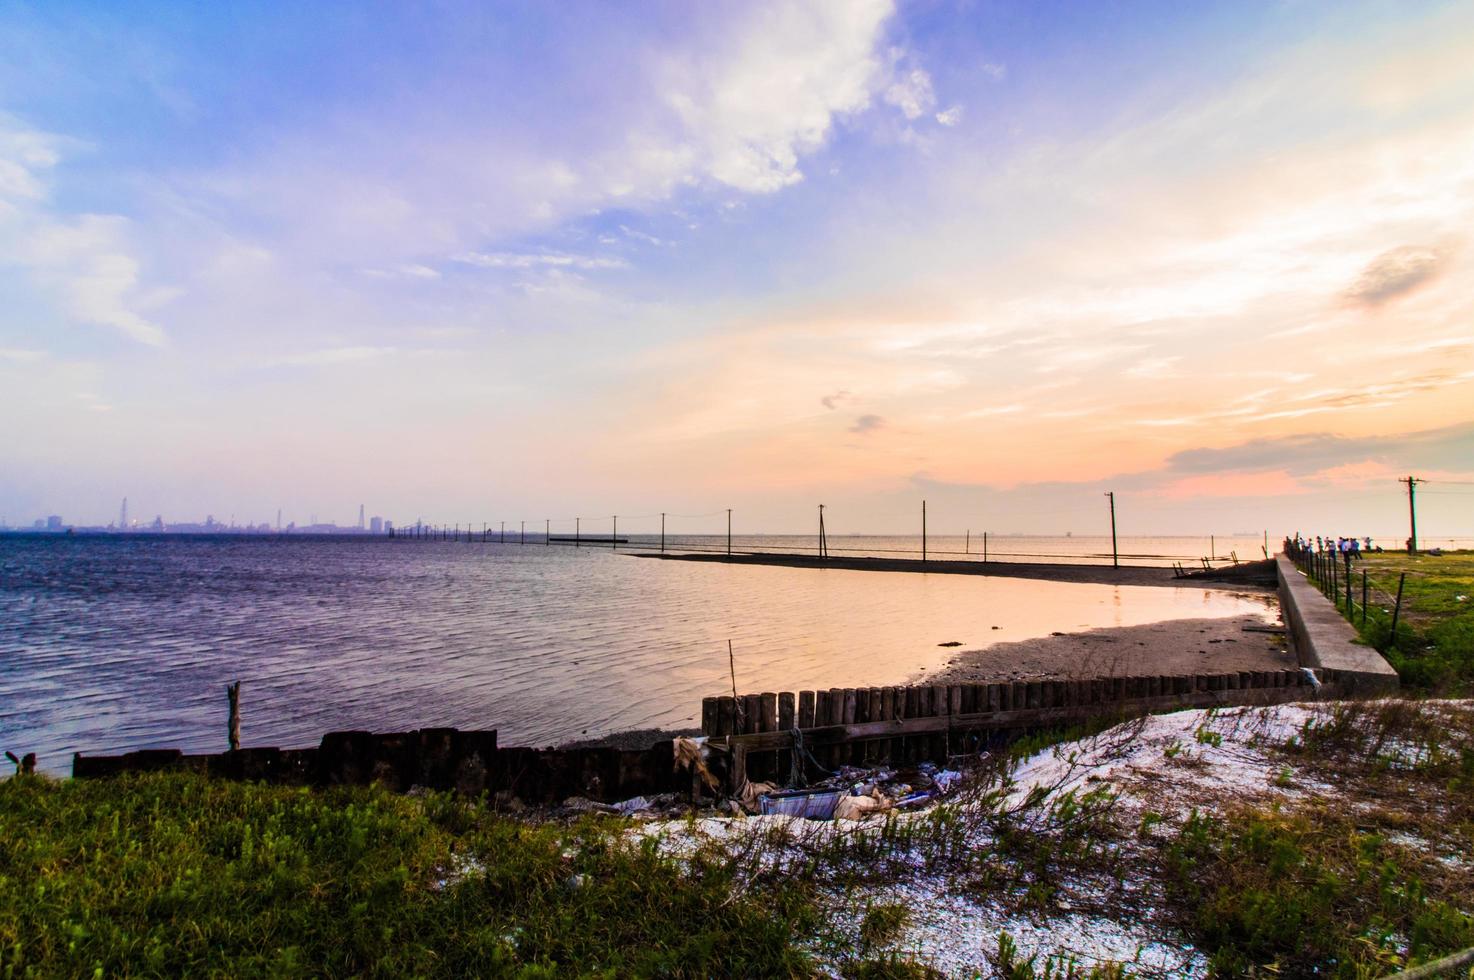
<box><xmin>227</xmin><ymin>680</ymin><xmax>241</xmax><ymax>752</ymax></box>
<box><xmin>1389</xmin><ymin>572</ymin><xmax>1407</xmax><ymax>639</ymax></box>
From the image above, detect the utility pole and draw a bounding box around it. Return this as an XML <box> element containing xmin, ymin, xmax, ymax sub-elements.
<box><xmin>661</xmin><ymin>513</ymin><xmax>665</xmax><ymax>553</ymax></box>
<box><xmin>922</xmin><ymin>500</ymin><xmax>927</xmax><ymax>563</ymax></box>
<box><xmin>521</xmin><ymin>521</ymin><xmax>525</xmax><ymax>545</ymax></box>
<box><xmin>576</xmin><ymin>517</ymin><xmax>580</xmax><ymax>547</ymax></box>
<box><xmin>818</xmin><ymin>504</ymin><xmax>827</xmax><ymax>559</ymax></box>
<box><xmin>545</xmin><ymin>518</ymin><xmax>550</xmax><ymax>545</ymax></box>
<box><xmin>1400</xmin><ymin>476</ymin><xmax>1421</xmax><ymax>552</ymax></box>
<box><xmin>727</xmin><ymin>509</ymin><xmax>732</xmax><ymax>556</ymax></box>
<box><xmin>612</xmin><ymin>516</ymin><xmax>617</xmax><ymax>551</ymax></box>
<box><xmin>1105</xmin><ymin>491</ymin><xmax>1119</xmax><ymax>569</ymax></box>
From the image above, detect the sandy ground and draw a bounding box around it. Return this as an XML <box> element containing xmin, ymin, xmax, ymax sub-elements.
<box><xmin>634</xmin><ymin>700</ymin><xmax>1474</xmax><ymax>977</ymax></box>
<box><xmin>924</xmin><ymin>607</ymin><xmax>1294</xmax><ymax>685</ymax></box>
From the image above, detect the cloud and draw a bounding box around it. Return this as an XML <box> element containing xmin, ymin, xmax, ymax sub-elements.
<box><xmin>656</xmin><ymin>0</ymin><xmax>897</xmax><ymax>193</ymax></box>
<box><xmin>883</xmin><ymin>67</ymin><xmax>936</xmax><ymax>120</ymax></box>
<box><xmin>849</xmin><ymin>413</ymin><xmax>885</xmax><ymax>434</ymax></box>
<box><xmin>0</xmin><ymin>348</ymin><xmax>45</xmax><ymax>362</ymax></box>
<box><xmin>271</xmin><ymin>346</ymin><xmax>399</xmax><ymax>367</ymax></box>
<box><xmin>360</xmin><ymin>264</ymin><xmax>441</xmax><ymax>280</ymax></box>
<box><xmin>619</xmin><ymin>225</ymin><xmax>667</xmax><ymax>246</ymax></box>
<box><xmin>1343</xmin><ymin>245</ymin><xmax>1449</xmax><ymax>307</ymax></box>
<box><xmin>1164</xmin><ymin>423</ymin><xmax>1474</xmax><ymax>477</ymax></box>
<box><xmin>0</xmin><ymin>118</ymin><xmax>169</xmax><ymax>346</ymax></box>
<box><xmin>821</xmin><ymin>390</ymin><xmax>852</xmax><ymax>409</ymax></box>
<box><xmin>935</xmin><ymin>105</ymin><xmax>963</xmax><ymax>127</ymax></box>
<box><xmin>453</xmin><ymin>250</ymin><xmax>627</xmax><ymax>271</ymax></box>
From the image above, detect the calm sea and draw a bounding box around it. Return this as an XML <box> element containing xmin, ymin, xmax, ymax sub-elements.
<box><xmin>0</xmin><ymin>535</ymin><xmax>1275</xmax><ymax>773</ymax></box>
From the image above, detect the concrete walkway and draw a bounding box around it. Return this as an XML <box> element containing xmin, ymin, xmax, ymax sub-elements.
<box><xmin>1276</xmin><ymin>555</ymin><xmax>1399</xmax><ymax>694</ymax></box>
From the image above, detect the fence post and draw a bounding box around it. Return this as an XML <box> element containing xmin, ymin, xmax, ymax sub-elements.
<box><xmin>1361</xmin><ymin>570</ymin><xmax>1368</xmax><ymax>626</ymax></box>
<box><xmin>1389</xmin><ymin>572</ymin><xmax>1407</xmax><ymax>640</ymax></box>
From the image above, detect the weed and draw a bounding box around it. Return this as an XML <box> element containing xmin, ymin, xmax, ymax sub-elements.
<box><xmin>858</xmin><ymin>901</ymin><xmax>912</xmax><ymax>950</ymax></box>
<box><xmin>1193</xmin><ymin>727</ymin><xmax>1223</xmax><ymax>748</ymax></box>
<box><xmin>0</xmin><ymin>772</ymin><xmax>820</xmax><ymax>977</ymax></box>
<box><xmin>1160</xmin><ymin>804</ymin><xmax>1474</xmax><ymax>977</ymax></box>
<box><xmin>992</xmin><ymin>931</ymin><xmax>1134</xmax><ymax>979</ymax></box>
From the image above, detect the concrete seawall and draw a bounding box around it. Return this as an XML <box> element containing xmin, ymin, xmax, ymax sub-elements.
<box><xmin>1276</xmin><ymin>554</ymin><xmax>1399</xmax><ymax>694</ymax></box>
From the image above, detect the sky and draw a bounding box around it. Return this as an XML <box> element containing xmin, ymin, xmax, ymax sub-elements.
<box><xmin>2</xmin><ymin>0</ymin><xmax>1473</xmax><ymax>538</ymax></box>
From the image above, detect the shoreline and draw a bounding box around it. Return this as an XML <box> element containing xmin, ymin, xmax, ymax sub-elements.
<box><xmin>563</xmin><ymin>601</ymin><xmax>1289</xmax><ymax>752</ymax></box>
<box><xmin>628</xmin><ymin>551</ymin><xmax>1277</xmax><ymax>590</ymax></box>
<box><xmin>919</xmin><ymin>611</ymin><xmax>1292</xmax><ymax>686</ymax></box>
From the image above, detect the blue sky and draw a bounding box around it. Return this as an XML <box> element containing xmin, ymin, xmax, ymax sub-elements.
<box><xmin>2</xmin><ymin>0</ymin><xmax>1472</xmax><ymax>536</ymax></box>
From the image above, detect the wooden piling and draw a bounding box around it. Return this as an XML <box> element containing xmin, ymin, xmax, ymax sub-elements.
<box><xmin>226</xmin><ymin>681</ymin><xmax>241</xmax><ymax>752</ymax></box>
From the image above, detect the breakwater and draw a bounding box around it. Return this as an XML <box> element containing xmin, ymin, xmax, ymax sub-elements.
<box><xmin>74</xmin><ymin>664</ymin><xmax>1349</xmax><ymax>802</ymax></box>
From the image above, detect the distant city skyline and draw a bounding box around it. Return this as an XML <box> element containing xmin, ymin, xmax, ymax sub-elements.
<box><xmin>2</xmin><ymin>2</ymin><xmax>1472</xmax><ymax>535</ymax></box>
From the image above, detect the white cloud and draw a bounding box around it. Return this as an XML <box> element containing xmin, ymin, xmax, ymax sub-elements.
<box><xmin>935</xmin><ymin>105</ymin><xmax>963</xmax><ymax>127</ymax></box>
<box><xmin>883</xmin><ymin>67</ymin><xmax>936</xmax><ymax>120</ymax></box>
<box><xmin>452</xmin><ymin>250</ymin><xmax>628</xmax><ymax>271</ymax></box>
<box><xmin>0</xmin><ymin>119</ymin><xmax>169</xmax><ymax>347</ymax></box>
<box><xmin>651</xmin><ymin>0</ymin><xmax>897</xmax><ymax>193</ymax></box>
<box><xmin>360</xmin><ymin>263</ymin><xmax>442</xmax><ymax>280</ymax></box>
<box><xmin>0</xmin><ymin>347</ymin><xmax>45</xmax><ymax>362</ymax></box>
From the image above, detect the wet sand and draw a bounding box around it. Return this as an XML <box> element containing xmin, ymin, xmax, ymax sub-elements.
<box><xmin>565</xmin><ymin>604</ymin><xmax>1293</xmax><ymax>752</ymax></box>
<box><xmin>922</xmin><ymin>612</ymin><xmax>1295</xmax><ymax>686</ymax></box>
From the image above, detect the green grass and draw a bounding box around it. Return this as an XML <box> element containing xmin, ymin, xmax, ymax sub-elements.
<box><xmin>0</xmin><ymin>772</ymin><xmax>818</xmax><ymax>978</ymax></box>
<box><xmin>1302</xmin><ymin>550</ymin><xmax>1474</xmax><ymax>693</ymax></box>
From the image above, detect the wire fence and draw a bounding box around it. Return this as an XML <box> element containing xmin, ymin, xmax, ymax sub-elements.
<box><xmin>1284</xmin><ymin>540</ymin><xmax>1417</xmax><ymax>642</ymax></box>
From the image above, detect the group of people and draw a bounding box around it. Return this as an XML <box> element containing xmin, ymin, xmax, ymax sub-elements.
<box><xmin>1286</xmin><ymin>533</ymin><xmax>1385</xmax><ymax>570</ymax></box>
<box><xmin>1292</xmin><ymin>533</ymin><xmax>1379</xmax><ymax>557</ymax></box>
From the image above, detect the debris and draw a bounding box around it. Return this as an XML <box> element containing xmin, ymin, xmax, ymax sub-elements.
<box><xmin>738</xmin><ymin>780</ymin><xmax>780</xmax><ymax>813</ymax></box>
<box><xmin>760</xmin><ymin>787</ymin><xmax>847</xmax><ymax>819</ymax></box>
<box><xmin>611</xmin><ymin>796</ymin><xmax>652</xmax><ymax>815</ymax></box>
<box><xmin>833</xmin><ymin>794</ymin><xmax>889</xmax><ymax>821</ymax></box>
<box><xmin>938</xmin><ymin>641</ymin><xmax>963</xmax><ymax>647</ymax></box>
<box><xmin>672</xmin><ymin>735</ymin><xmax>720</xmax><ymax>792</ymax></box>
<box><xmin>932</xmin><ymin>769</ymin><xmax>962</xmax><ymax>794</ymax></box>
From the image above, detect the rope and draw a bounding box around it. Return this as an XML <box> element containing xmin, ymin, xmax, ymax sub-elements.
<box><xmin>787</xmin><ymin>728</ymin><xmax>834</xmax><ymax>788</ymax></box>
